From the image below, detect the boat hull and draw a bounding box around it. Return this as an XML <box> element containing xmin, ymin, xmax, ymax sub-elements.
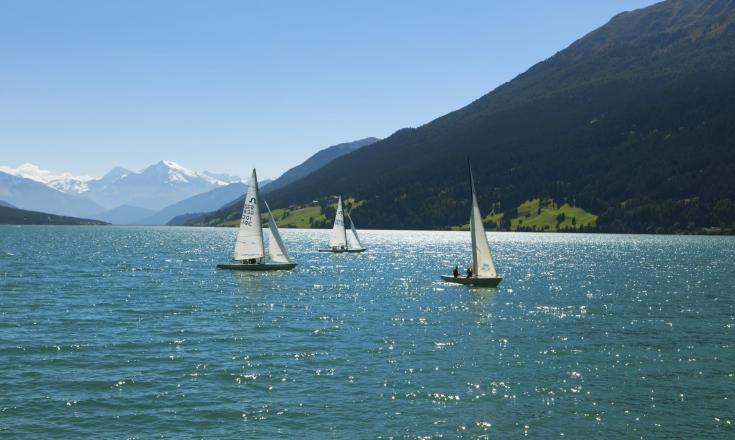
<box><xmin>440</xmin><ymin>275</ymin><xmax>502</xmax><ymax>287</ymax></box>
<box><xmin>318</xmin><ymin>248</ymin><xmax>366</xmax><ymax>253</ymax></box>
<box><xmin>217</xmin><ymin>262</ymin><xmax>297</xmax><ymax>271</ymax></box>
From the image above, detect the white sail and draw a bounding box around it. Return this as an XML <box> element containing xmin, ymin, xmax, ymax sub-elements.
<box><xmin>233</xmin><ymin>169</ymin><xmax>265</xmax><ymax>261</ymax></box>
<box><xmin>347</xmin><ymin>214</ymin><xmax>364</xmax><ymax>250</ymax></box>
<box><xmin>327</xmin><ymin>196</ymin><xmax>347</xmax><ymax>249</ymax></box>
<box><xmin>264</xmin><ymin>200</ymin><xmax>292</xmax><ymax>263</ymax></box>
<box><xmin>469</xmin><ymin>173</ymin><xmax>497</xmax><ymax>278</ymax></box>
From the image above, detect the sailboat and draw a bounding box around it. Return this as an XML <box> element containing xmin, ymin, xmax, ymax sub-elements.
<box><xmin>217</xmin><ymin>169</ymin><xmax>297</xmax><ymax>271</ymax></box>
<box><xmin>318</xmin><ymin>196</ymin><xmax>366</xmax><ymax>253</ymax></box>
<box><xmin>441</xmin><ymin>162</ymin><xmax>502</xmax><ymax>287</ymax></box>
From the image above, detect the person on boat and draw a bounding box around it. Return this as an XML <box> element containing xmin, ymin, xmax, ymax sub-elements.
<box><xmin>453</xmin><ymin>266</ymin><xmax>459</xmax><ymax>278</ymax></box>
<box><xmin>466</xmin><ymin>267</ymin><xmax>473</xmax><ymax>278</ymax></box>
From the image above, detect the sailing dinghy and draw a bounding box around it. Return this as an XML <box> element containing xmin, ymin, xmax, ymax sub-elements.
<box><xmin>318</xmin><ymin>196</ymin><xmax>366</xmax><ymax>253</ymax></box>
<box><xmin>217</xmin><ymin>169</ymin><xmax>297</xmax><ymax>271</ymax></box>
<box><xmin>441</xmin><ymin>162</ymin><xmax>502</xmax><ymax>287</ymax></box>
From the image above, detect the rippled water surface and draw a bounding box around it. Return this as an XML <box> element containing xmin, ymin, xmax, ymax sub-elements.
<box><xmin>1</xmin><ymin>226</ymin><xmax>733</xmax><ymax>438</ymax></box>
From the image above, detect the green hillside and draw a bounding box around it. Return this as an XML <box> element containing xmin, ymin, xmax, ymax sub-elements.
<box><xmin>0</xmin><ymin>206</ymin><xmax>108</xmax><ymax>225</ymax></box>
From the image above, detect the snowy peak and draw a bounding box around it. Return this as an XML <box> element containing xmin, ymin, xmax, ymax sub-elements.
<box><xmin>201</xmin><ymin>170</ymin><xmax>244</xmax><ymax>184</ymax></box>
<box><xmin>0</xmin><ymin>163</ymin><xmax>94</xmax><ymax>194</ymax></box>
<box><xmin>140</xmin><ymin>160</ymin><xmax>232</xmax><ymax>186</ymax></box>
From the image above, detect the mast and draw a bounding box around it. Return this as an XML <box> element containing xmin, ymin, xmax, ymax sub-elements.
<box><xmin>342</xmin><ymin>195</ymin><xmax>348</xmax><ymax>249</ymax></box>
<box><xmin>468</xmin><ymin>158</ymin><xmax>479</xmax><ymax>275</ymax></box>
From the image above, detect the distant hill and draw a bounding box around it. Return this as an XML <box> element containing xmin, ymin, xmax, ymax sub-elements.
<box><xmin>140</xmin><ymin>182</ymin><xmax>246</xmax><ymax>225</ymax></box>
<box><xmin>174</xmin><ymin>138</ymin><xmax>377</xmax><ymax>226</ymax></box>
<box><xmin>0</xmin><ymin>206</ymin><xmax>108</xmax><ymax>225</ymax></box>
<box><xmin>94</xmin><ymin>205</ymin><xmax>156</xmax><ymax>225</ymax></box>
<box><xmin>0</xmin><ymin>171</ymin><xmax>105</xmax><ymax>219</ymax></box>
<box><xmin>263</xmin><ymin>137</ymin><xmax>380</xmax><ymax>192</ymax></box>
<box><xmin>258</xmin><ymin>0</ymin><xmax>735</xmax><ymax>234</ymax></box>
<box><xmin>168</xmin><ymin>192</ymin><xmax>245</xmax><ymax>226</ymax></box>
<box><xmin>0</xmin><ymin>200</ymin><xmax>15</xmax><ymax>208</ymax></box>
<box><xmin>145</xmin><ymin>179</ymin><xmax>273</xmax><ymax>225</ymax></box>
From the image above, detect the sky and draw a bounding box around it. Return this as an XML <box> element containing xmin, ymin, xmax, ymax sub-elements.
<box><xmin>0</xmin><ymin>0</ymin><xmax>659</xmax><ymax>180</ymax></box>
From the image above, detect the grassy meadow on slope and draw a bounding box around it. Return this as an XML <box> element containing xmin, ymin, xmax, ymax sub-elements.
<box><xmin>450</xmin><ymin>198</ymin><xmax>597</xmax><ymax>232</ymax></box>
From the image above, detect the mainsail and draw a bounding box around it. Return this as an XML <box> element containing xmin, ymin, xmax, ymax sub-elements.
<box><xmin>233</xmin><ymin>169</ymin><xmax>265</xmax><ymax>261</ymax></box>
<box><xmin>328</xmin><ymin>196</ymin><xmax>348</xmax><ymax>249</ymax></box>
<box><xmin>264</xmin><ymin>200</ymin><xmax>292</xmax><ymax>263</ymax></box>
<box><xmin>469</xmin><ymin>167</ymin><xmax>497</xmax><ymax>278</ymax></box>
<box><xmin>347</xmin><ymin>213</ymin><xmax>364</xmax><ymax>250</ymax></box>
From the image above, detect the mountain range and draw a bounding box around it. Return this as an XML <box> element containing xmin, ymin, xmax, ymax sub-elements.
<box><xmin>0</xmin><ymin>161</ymin><xmax>237</xmax><ymax>223</ymax></box>
<box><xmin>243</xmin><ymin>0</ymin><xmax>735</xmax><ymax>234</ymax></box>
<box><xmin>82</xmin><ymin>161</ymin><xmax>241</xmax><ymax>210</ymax></box>
<box><xmin>1</xmin><ymin>136</ymin><xmax>375</xmax><ymax>225</ymax></box>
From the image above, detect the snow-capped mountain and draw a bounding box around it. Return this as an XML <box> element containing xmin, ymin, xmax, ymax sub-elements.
<box><xmin>0</xmin><ymin>171</ymin><xmax>104</xmax><ymax>218</ymax></box>
<box><xmin>201</xmin><ymin>171</ymin><xmax>244</xmax><ymax>184</ymax></box>
<box><xmin>0</xmin><ymin>160</ymin><xmax>244</xmax><ymax>218</ymax></box>
<box><xmin>83</xmin><ymin>161</ymin><xmax>241</xmax><ymax>210</ymax></box>
<box><xmin>0</xmin><ymin>163</ymin><xmax>94</xmax><ymax>194</ymax></box>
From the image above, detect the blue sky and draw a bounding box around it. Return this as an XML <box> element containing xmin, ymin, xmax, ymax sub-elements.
<box><xmin>1</xmin><ymin>0</ymin><xmax>658</xmax><ymax>179</ymax></box>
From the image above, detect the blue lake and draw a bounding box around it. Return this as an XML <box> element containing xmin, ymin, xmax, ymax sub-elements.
<box><xmin>0</xmin><ymin>226</ymin><xmax>733</xmax><ymax>438</ymax></box>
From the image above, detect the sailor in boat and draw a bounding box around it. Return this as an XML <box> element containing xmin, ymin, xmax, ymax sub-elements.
<box><xmin>466</xmin><ymin>267</ymin><xmax>473</xmax><ymax>278</ymax></box>
<box><xmin>453</xmin><ymin>266</ymin><xmax>460</xmax><ymax>278</ymax></box>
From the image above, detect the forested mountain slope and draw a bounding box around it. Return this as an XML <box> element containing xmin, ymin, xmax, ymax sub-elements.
<box><xmin>260</xmin><ymin>0</ymin><xmax>735</xmax><ymax>233</ymax></box>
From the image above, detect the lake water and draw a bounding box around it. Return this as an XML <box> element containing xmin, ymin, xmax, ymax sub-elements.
<box><xmin>0</xmin><ymin>226</ymin><xmax>733</xmax><ymax>438</ymax></box>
